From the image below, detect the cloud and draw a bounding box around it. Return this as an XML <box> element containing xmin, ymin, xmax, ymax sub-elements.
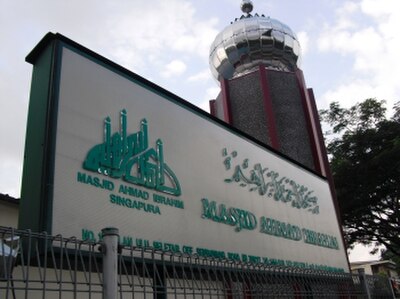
<box><xmin>0</xmin><ymin>160</ymin><xmax>23</xmax><ymax>198</ymax></box>
<box><xmin>348</xmin><ymin>243</ymin><xmax>382</xmax><ymax>262</ymax></box>
<box><xmin>187</xmin><ymin>69</ymin><xmax>211</xmax><ymax>82</ymax></box>
<box><xmin>205</xmin><ymin>86</ymin><xmax>220</xmax><ymax>100</ymax></box>
<box><xmin>317</xmin><ymin>0</ymin><xmax>400</xmax><ymax>112</ymax></box>
<box><xmin>196</xmin><ymin>86</ymin><xmax>220</xmax><ymax>112</ymax></box>
<box><xmin>320</xmin><ymin>80</ymin><xmax>386</xmax><ymax>108</ymax></box>
<box><xmin>161</xmin><ymin>59</ymin><xmax>187</xmax><ymax>78</ymax></box>
<box><xmin>103</xmin><ymin>0</ymin><xmax>219</xmax><ymax>71</ymax></box>
<box><xmin>0</xmin><ymin>52</ymin><xmax>31</xmax><ymax>198</ymax></box>
<box><xmin>297</xmin><ymin>31</ymin><xmax>309</xmax><ymax>55</ymax></box>
<box><xmin>361</xmin><ymin>0</ymin><xmax>400</xmax><ymax>19</ymax></box>
<box><xmin>197</xmin><ymin>100</ymin><xmax>211</xmax><ymax>113</ymax></box>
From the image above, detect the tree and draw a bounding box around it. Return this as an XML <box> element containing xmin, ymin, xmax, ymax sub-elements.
<box><xmin>320</xmin><ymin>99</ymin><xmax>400</xmax><ymax>257</ymax></box>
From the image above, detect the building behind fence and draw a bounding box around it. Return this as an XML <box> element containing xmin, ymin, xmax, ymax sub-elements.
<box><xmin>0</xmin><ymin>226</ymin><xmax>398</xmax><ymax>299</ymax></box>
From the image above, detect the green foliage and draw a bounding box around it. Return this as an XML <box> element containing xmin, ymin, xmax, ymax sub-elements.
<box><xmin>320</xmin><ymin>99</ymin><xmax>400</xmax><ymax>257</ymax></box>
<box><xmin>381</xmin><ymin>247</ymin><xmax>400</xmax><ymax>274</ymax></box>
<box><xmin>320</xmin><ymin>98</ymin><xmax>386</xmax><ymax>134</ymax></box>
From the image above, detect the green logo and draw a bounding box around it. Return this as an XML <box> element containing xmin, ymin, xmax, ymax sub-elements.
<box><xmin>222</xmin><ymin>148</ymin><xmax>319</xmax><ymax>214</ymax></box>
<box><xmin>83</xmin><ymin>109</ymin><xmax>181</xmax><ymax>196</ymax></box>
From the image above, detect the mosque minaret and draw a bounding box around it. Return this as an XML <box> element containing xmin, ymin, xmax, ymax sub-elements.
<box><xmin>209</xmin><ymin>0</ymin><xmax>327</xmax><ymax>176</ymax></box>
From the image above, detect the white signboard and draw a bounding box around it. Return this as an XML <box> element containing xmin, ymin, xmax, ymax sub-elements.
<box><xmin>25</xmin><ymin>37</ymin><xmax>349</xmax><ymax>273</ymax></box>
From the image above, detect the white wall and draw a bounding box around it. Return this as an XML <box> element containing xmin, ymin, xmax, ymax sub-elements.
<box><xmin>0</xmin><ymin>201</ymin><xmax>18</xmax><ymax>228</ymax></box>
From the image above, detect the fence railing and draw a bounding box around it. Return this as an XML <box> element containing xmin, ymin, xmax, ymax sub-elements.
<box><xmin>0</xmin><ymin>226</ymin><xmax>397</xmax><ymax>298</ymax></box>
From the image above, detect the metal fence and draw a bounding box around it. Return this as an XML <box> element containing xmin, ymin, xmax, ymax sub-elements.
<box><xmin>0</xmin><ymin>226</ymin><xmax>397</xmax><ymax>298</ymax></box>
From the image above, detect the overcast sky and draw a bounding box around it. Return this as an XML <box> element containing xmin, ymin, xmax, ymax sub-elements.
<box><xmin>1</xmin><ymin>0</ymin><xmax>399</xmax><ymax>262</ymax></box>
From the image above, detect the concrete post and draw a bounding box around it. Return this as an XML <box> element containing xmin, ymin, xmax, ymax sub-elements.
<box><xmin>357</xmin><ymin>268</ymin><xmax>371</xmax><ymax>299</ymax></box>
<box><xmin>102</xmin><ymin>227</ymin><xmax>119</xmax><ymax>299</ymax></box>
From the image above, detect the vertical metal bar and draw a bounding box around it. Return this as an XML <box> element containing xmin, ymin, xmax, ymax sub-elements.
<box><xmin>2</xmin><ymin>228</ymin><xmax>14</xmax><ymax>299</ymax></box>
<box><xmin>88</xmin><ymin>241</ymin><xmax>92</xmax><ymax>299</ymax></box>
<box><xmin>141</xmin><ymin>247</ymin><xmax>148</xmax><ymax>299</ymax></box>
<box><xmin>24</xmin><ymin>230</ymin><xmax>32</xmax><ymax>299</ymax></box>
<box><xmin>118</xmin><ymin>244</ymin><xmax>122</xmax><ymax>299</ymax></box>
<box><xmin>41</xmin><ymin>231</ymin><xmax>48</xmax><ymax>299</ymax></box>
<box><xmin>153</xmin><ymin>251</ymin><xmax>166</xmax><ymax>299</ymax></box>
<box><xmin>58</xmin><ymin>235</ymin><xmax>64</xmax><ymax>298</ymax></box>
<box><xmin>72</xmin><ymin>237</ymin><xmax>78</xmax><ymax>299</ymax></box>
<box><xmin>170</xmin><ymin>253</ymin><xmax>178</xmax><ymax>298</ymax></box>
<box><xmin>102</xmin><ymin>227</ymin><xmax>119</xmax><ymax>299</ymax></box>
<box><xmin>129</xmin><ymin>246</ymin><xmax>135</xmax><ymax>298</ymax></box>
<box><xmin>388</xmin><ymin>277</ymin><xmax>396</xmax><ymax>299</ymax></box>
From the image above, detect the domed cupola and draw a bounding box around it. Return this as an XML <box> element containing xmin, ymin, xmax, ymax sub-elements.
<box><xmin>209</xmin><ymin>0</ymin><xmax>301</xmax><ymax>81</ymax></box>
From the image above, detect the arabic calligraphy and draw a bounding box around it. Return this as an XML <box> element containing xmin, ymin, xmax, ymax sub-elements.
<box><xmin>222</xmin><ymin>148</ymin><xmax>319</xmax><ymax>214</ymax></box>
<box><xmin>83</xmin><ymin>109</ymin><xmax>181</xmax><ymax>196</ymax></box>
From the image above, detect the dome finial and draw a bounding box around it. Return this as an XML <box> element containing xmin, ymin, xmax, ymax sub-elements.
<box><xmin>241</xmin><ymin>0</ymin><xmax>253</xmax><ymax>15</ymax></box>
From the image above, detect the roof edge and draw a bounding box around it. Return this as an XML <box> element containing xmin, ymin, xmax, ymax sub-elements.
<box><xmin>0</xmin><ymin>193</ymin><xmax>20</xmax><ymax>205</ymax></box>
<box><xmin>26</xmin><ymin>32</ymin><xmax>57</xmax><ymax>64</ymax></box>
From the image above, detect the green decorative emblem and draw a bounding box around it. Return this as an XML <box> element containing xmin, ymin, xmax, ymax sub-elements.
<box><xmin>222</xmin><ymin>148</ymin><xmax>319</xmax><ymax>214</ymax></box>
<box><xmin>83</xmin><ymin>110</ymin><xmax>181</xmax><ymax>196</ymax></box>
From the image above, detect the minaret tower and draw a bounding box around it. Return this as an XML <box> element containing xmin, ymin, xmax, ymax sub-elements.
<box><xmin>209</xmin><ymin>0</ymin><xmax>326</xmax><ymax>176</ymax></box>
